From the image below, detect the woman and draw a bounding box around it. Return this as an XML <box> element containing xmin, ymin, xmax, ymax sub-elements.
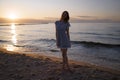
<box><xmin>55</xmin><ymin>11</ymin><xmax>71</xmax><ymax>72</ymax></box>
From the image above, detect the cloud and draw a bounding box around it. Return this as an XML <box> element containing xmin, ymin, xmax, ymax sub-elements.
<box><xmin>70</xmin><ymin>17</ymin><xmax>120</xmax><ymax>23</ymax></box>
<box><xmin>44</xmin><ymin>17</ymin><xmax>58</xmax><ymax>20</ymax></box>
<box><xmin>77</xmin><ymin>16</ymin><xmax>97</xmax><ymax>19</ymax></box>
<box><xmin>69</xmin><ymin>15</ymin><xmax>120</xmax><ymax>23</ymax></box>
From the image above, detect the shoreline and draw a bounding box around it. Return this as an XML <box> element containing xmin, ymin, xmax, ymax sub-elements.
<box><xmin>0</xmin><ymin>48</ymin><xmax>120</xmax><ymax>80</ymax></box>
<box><xmin>1</xmin><ymin>48</ymin><xmax>120</xmax><ymax>75</ymax></box>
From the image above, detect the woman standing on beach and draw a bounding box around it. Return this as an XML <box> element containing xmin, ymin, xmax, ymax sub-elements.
<box><xmin>55</xmin><ymin>11</ymin><xmax>71</xmax><ymax>72</ymax></box>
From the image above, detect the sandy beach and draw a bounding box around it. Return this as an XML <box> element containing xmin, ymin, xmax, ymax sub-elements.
<box><xmin>0</xmin><ymin>48</ymin><xmax>120</xmax><ymax>80</ymax></box>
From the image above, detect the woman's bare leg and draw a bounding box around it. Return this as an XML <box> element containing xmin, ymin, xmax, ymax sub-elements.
<box><xmin>61</xmin><ymin>48</ymin><xmax>70</xmax><ymax>70</ymax></box>
<box><xmin>61</xmin><ymin>49</ymin><xmax>66</xmax><ymax>70</ymax></box>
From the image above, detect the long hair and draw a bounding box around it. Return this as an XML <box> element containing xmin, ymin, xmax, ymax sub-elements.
<box><xmin>60</xmin><ymin>11</ymin><xmax>69</xmax><ymax>23</ymax></box>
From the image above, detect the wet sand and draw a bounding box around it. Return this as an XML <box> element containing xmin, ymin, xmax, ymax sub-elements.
<box><xmin>0</xmin><ymin>48</ymin><xmax>120</xmax><ymax>80</ymax></box>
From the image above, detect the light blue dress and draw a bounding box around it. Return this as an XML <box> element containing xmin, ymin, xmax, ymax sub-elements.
<box><xmin>55</xmin><ymin>21</ymin><xmax>71</xmax><ymax>48</ymax></box>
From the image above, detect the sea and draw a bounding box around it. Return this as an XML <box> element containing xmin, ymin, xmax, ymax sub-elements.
<box><xmin>0</xmin><ymin>22</ymin><xmax>120</xmax><ymax>71</ymax></box>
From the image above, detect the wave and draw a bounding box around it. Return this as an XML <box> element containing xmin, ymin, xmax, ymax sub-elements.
<box><xmin>71</xmin><ymin>32</ymin><xmax>119</xmax><ymax>36</ymax></box>
<box><xmin>34</xmin><ymin>39</ymin><xmax>120</xmax><ymax>48</ymax></box>
<box><xmin>0</xmin><ymin>40</ymin><xmax>9</xmax><ymax>42</ymax></box>
<box><xmin>0</xmin><ymin>23</ymin><xmax>30</xmax><ymax>26</ymax></box>
<box><xmin>35</xmin><ymin>39</ymin><xmax>55</xmax><ymax>42</ymax></box>
<box><xmin>72</xmin><ymin>32</ymin><xmax>103</xmax><ymax>35</ymax></box>
<box><xmin>1</xmin><ymin>38</ymin><xmax>119</xmax><ymax>48</ymax></box>
<box><xmin>0</xmin><ymin>23</ymin><xmax>48</xmax><ymax>26</ymax></box>
<box><xmin>71</xmin><ymin>41</ymin><xmax>120</xmax><ymax>47</ymax></box>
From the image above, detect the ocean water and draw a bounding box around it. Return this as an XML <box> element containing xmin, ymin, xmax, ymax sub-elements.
<box><xmin>0</xmin><ymin>23</ymin><xmax>120</xmax><ymax>71</ymax></box>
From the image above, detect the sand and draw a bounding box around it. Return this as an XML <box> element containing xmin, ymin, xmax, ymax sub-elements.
<box><xmin>0</xmin><ymin>48</ymin><xmax>120</xmax><ymax>80</ymax></box>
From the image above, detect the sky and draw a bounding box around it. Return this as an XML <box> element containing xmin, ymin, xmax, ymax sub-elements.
<box><xmin>0</xmin><ymin>0</ymin><xmax>120</xmax><ymax>22</ymax></box>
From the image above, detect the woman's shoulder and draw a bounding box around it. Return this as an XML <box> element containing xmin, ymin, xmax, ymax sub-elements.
<box><xmin>55</xmin><ymin>20</ymin><xmax>60</xmax><ymax>24</ymax></box>
<box><xmin>66</xmin><ymin>22</ymin><xmax>70</xmax><ymax>27</ymax></box>
<box><xmin>55</xmin><ymin>21</ymin><xmax>70</xmax><ymax>27</ymax></box>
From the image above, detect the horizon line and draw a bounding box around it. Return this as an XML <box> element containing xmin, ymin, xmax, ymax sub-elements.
<box><xmin>0</xmin><ymin>17</ymin><xmax>120</xmax><ymax>23</ymax></box>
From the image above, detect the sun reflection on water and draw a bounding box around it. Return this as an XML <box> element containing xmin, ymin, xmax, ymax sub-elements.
<box><xmin>6</xmin><ymin>45</ymin><xmax>16</xmax><ymax>51</ymax></box>
<box><xmin>11</xmin><ymin>23</ymin><xmax>17</xmax><ymax>45</ymax></box>
<box><xmin>6</xmin><ymin>23</ymin><xmax>17</xmax><ymax>51</ymax></box>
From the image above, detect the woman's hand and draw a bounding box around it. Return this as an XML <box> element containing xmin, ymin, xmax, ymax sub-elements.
<box><xmin>56</xmin><ymin>42</ymin><xmax>59</xmax><ymax>47</ymax></box>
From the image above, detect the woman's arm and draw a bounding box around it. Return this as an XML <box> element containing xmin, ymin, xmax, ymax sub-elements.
<box><xmin>56</xmin><ymin>28</ymin><xmax>59</xmax><ymax>46</ymax></box>
<box><xmin>56</xmin><ymin>30</ymin><xmax>58</xmax><ymax>40</ymax></box>
<box><xmin>66</xmin><ymin>28</ymin><xmax>70</xmax><ymax>40</ymax></box>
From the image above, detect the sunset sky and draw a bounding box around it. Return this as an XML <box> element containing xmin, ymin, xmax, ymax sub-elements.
<box><xmin>0</xmin><ymin>0</ymin><xmax>120</xmax><ymax>22</ymax></box>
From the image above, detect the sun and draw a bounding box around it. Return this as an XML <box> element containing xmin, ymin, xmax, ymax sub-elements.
<box><xmin>8</xmin><ymin>13</ymin><xmax>17</xmax><ymax>20</ymax></box>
